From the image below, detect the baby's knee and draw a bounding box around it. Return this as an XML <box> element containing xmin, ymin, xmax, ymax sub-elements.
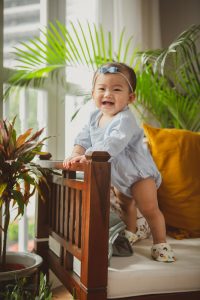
<box><xmin>140</xmin><ymin>205</ymin><xmax>160</xmax><ymax>219</ymax></box>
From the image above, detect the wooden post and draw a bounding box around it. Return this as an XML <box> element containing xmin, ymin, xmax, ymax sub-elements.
<box><xmin>80</xmin><ymin>151</ymin><xmax>111</xmax><ymax>300</ymax></box>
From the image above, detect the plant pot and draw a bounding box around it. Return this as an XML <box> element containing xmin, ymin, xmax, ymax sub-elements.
<box><xmin>0</xmin><ymin>251</ymin><xmax>43</xmax><ymax>282</ymax></box>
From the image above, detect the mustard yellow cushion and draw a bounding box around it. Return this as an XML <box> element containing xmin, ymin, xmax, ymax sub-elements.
<box><xmin>143</xmin><ymin>124</ymin><xmax>200</xmax><ymax>238</ymax></box>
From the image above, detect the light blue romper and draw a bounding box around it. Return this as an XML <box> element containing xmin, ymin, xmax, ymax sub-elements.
<box><xmin>74</xmin><ymin>106</ymin><xmax>161</xmax><ymax>198</ymax></box>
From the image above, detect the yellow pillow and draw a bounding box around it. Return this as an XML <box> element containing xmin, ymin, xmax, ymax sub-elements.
<box><xmin>143</xmin><ymin>123</ymin><xmax>200</xmax><ymax>239</ymax></box>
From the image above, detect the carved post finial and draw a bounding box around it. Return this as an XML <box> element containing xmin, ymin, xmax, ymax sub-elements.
<box><xmin>85</xmin><ymin>151</ymin><xmax>110</xmax><ymax>162</ymax></box>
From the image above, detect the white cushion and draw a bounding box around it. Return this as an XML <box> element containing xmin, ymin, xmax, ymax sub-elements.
<box><xmin>107</xmin><ymin>236</ymin><xmax>200</xmax><ymax>298</ymax></box>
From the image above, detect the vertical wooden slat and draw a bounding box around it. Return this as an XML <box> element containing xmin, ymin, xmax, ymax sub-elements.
<box><xmin>72</xmin><ymin>190</ymin><xmax>76</xmax><ymax>244</ymax></box>
<box><xmin>51</xmin><ymin>183</ymin><xmax>56</xmax><ymax>230</ymax></box>
<box><xmin>56</xmin><ymin>185</ymin><xmax>60</xmax><ymax>233</ymax></box>
<box><xmin>60</xmin><ymin>180</ymin><xmax>64</xmax><ymax>235</ymax></box>
<box><xmin>79</xmin><ymin>191</ymin><xmax>82</xmax><ymax>248</ymax></box>
<box><xmin>64</xmin><ymin>185</ymin><xmax>69</xmax><ymax>238</ymax></box>
<box><xmin>49</xmin><ymin>182</ymin><xmax>52</xmax><ymax>228</ymax></box>
<box><xmin>75</xmin><ymin>190</ymin><xmax>81</xmax><ymax>248</ymax></box>
<box><xmin>67</xmin><ymin>188</ymin><xmax>71</xmax><ymax>240</ymax></box>
<box><xmin>69</xmin><ymin>188</ymin><xmax>75</xmax><ymax>243</ymax></box>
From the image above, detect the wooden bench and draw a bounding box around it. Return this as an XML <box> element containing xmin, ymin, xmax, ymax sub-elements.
<box><xmin>34</xmin><ymin>152</ymin><xmax>200</xmax><ymax>300</ymax></box>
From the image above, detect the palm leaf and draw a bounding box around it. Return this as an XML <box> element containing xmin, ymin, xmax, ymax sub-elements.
<box><xmin>100</xmin><ymin>24</ymin><xmax>106</xmax><ymax>62</ymax></box>
<box><xmin>4</xmin><ymin>20</ymin><xmax>139</xmax><ymax>99</ymax></box>
<box><xmin>123</xmin><ymin>35</ymin><xmax>133</xmax><ymax>62</ymax></box>
<box><xmin>108</xmin><ymin>31</ymin><xmax>113</xmax><ymax>62</ymax></box>
<box><xmin>70</xmin><ymin>21</ymin><xmax>89</xmax><ymax>67</ymax></box>
<box><xmin>117</xmin><ymin>28</ymin><xmax>125</xmax><ymax>62</ymax></box>
<box><xmin>136</xmin><ymin>24</ymin><xmax>200</xmax><ymax>131</ymax></box>
<box><xmin>56</xmin><ymin>21</ymin><xmax>83</xmax><ymax>64</ymax></box>
<box><xmin>94</xmin><ymin>23</ymin><xmax>103</xmax><ymax>65</ymax></box>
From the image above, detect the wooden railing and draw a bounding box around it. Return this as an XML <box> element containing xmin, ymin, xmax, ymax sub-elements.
<box><xmin>34</xmin><ymin>152</ymin><xmax>111</xmax><ymax>300</ymax></box>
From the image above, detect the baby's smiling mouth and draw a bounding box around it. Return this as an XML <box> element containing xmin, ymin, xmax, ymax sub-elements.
<box><xmin>102</xmin><ymin>100</ymin><xmax>114</xmax><ymax>105</ymax></box>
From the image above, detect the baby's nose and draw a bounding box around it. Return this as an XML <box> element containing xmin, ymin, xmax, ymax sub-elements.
<box><xmin>104</xmin><ymin>89</ymin><xmax>112</xmax><ymax>96</ymax></box>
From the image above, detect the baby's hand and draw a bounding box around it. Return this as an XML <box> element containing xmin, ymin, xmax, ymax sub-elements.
<box><xmin>63</xmin><ymin>157</ymin><xmax>72</xmax><ymax>168</ymax></box>
<box><xmin>63</xmin><ymin>155</ymin><xmax>87</xmax><ymax>168</ymax></box>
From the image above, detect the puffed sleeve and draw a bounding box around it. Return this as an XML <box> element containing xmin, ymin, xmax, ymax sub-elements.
<box><xmin>85</xmin><ymin>109</ymin><xmax>138</xmax><ymax>157</ymax></box>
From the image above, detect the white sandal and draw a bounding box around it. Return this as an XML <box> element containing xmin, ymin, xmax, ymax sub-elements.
<box><xmin>136</xmin><ymin>217</ymin><xmax>151</xmax><ymax>240</ymax></box>
<box><xmin>151</xmin><ymin>243</ymin><xmax>176</xmax><ymax>262</ymax></box>
<box><xmin>124</xmin><ymin>229</ymin><xmax>139</xmax><ymax>247</ymax></box>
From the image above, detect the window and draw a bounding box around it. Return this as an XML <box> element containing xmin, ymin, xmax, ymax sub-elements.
<box><xmin>3</xmin><ymin>0</ymin><xmax>46</xmax><ymax>252</ymax></box>
<box><xmin>4</xmin><ymin>0</ymin><xmax>40</xmax><ymax>68</ymax></box>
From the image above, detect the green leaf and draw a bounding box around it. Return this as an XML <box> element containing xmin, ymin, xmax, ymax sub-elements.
<box><xmin>0</xmin><ymin>183</ymin><xmax>7</xmax><ymax>197</ymax></box>
<box><xmin>11</xmin><ymin>190</ymin><xmax>25</xmax><ymax>215</ymax></box>
<box><xmin>18</xmin><ymin>173</ymin><xmax>35</xmax><ymax>185</ymax></box>
<box><xmin>117</xmin><ymin>27</ymin><xmax>125</xmax><ymax>61</ymax></box>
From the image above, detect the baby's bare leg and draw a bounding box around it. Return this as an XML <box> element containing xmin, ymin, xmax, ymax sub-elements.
<box><xmin>131</xmin><ymin>178</ymin><xmax>166</xmax><ymax>244</ymax></box>
<box><xmin>114</xmin><ymin>188</ymin><xmax>137</xmax><ymax>233</ymax></box>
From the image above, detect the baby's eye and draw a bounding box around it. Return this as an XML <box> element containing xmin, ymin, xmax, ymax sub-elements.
<box><xmin>113</xmin><ymin>88</ymin><xmax>122</xmax><ymax>91</ymax></box>
<box><xmin>98</xmin><ymin>87</ymin><xmax>105</xmax><ymax>91</ymax></box>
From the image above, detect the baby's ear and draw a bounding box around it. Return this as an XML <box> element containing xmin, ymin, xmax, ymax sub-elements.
<box><xmin>129</xmin><ymin>93</ymin><xmax>136</xmax><ymax>104</ymax></box>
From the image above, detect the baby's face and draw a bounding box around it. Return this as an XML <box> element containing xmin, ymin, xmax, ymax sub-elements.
<box><xmin>92</xmin><ymin>73</ymin><xmax>135</xmax><ymax>117</ymax></box>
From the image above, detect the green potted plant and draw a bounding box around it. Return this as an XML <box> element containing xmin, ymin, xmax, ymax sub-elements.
<box><xmin>135</xmin><ymin>24</ymin><xmax>200</xmax><ymax>130</ymax></box>
<box><xmin>0</xmin><ymin>116</ymin><xmax>51</xmax><ymax>280</ymax></box>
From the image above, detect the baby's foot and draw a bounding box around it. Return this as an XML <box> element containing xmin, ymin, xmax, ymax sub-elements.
<box><xmin>124</xmin><ymin>229</ymin><xmax>139</xmax><ymax>247</ymax></box>
<box><xmin>151</xmin><ymin>243</ymin><xmax>176</xmax><ymax>262</ymax></box>
<box><xmin>136</xmin><ymin>217</ymin><xmax>151</xmax><ymax>240</ymax></box>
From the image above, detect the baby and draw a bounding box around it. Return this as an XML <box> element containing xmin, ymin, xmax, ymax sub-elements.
<box><xmin>63</xmin><ymin>62</ymin><xmax>175</xmax><ymax>262</ymax></box>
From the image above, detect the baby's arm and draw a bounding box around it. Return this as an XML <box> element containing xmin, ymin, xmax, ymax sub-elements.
<box><xmin>63</xmin><ymin>145</ymin><xmax>86</xmax><ymax>168</ymax></box>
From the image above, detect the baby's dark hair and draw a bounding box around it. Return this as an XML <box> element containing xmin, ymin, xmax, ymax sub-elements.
<box><xmin>94</xmin><ymin>62</ymin><xmax>137</xmax><ymax>92</ymax></box>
